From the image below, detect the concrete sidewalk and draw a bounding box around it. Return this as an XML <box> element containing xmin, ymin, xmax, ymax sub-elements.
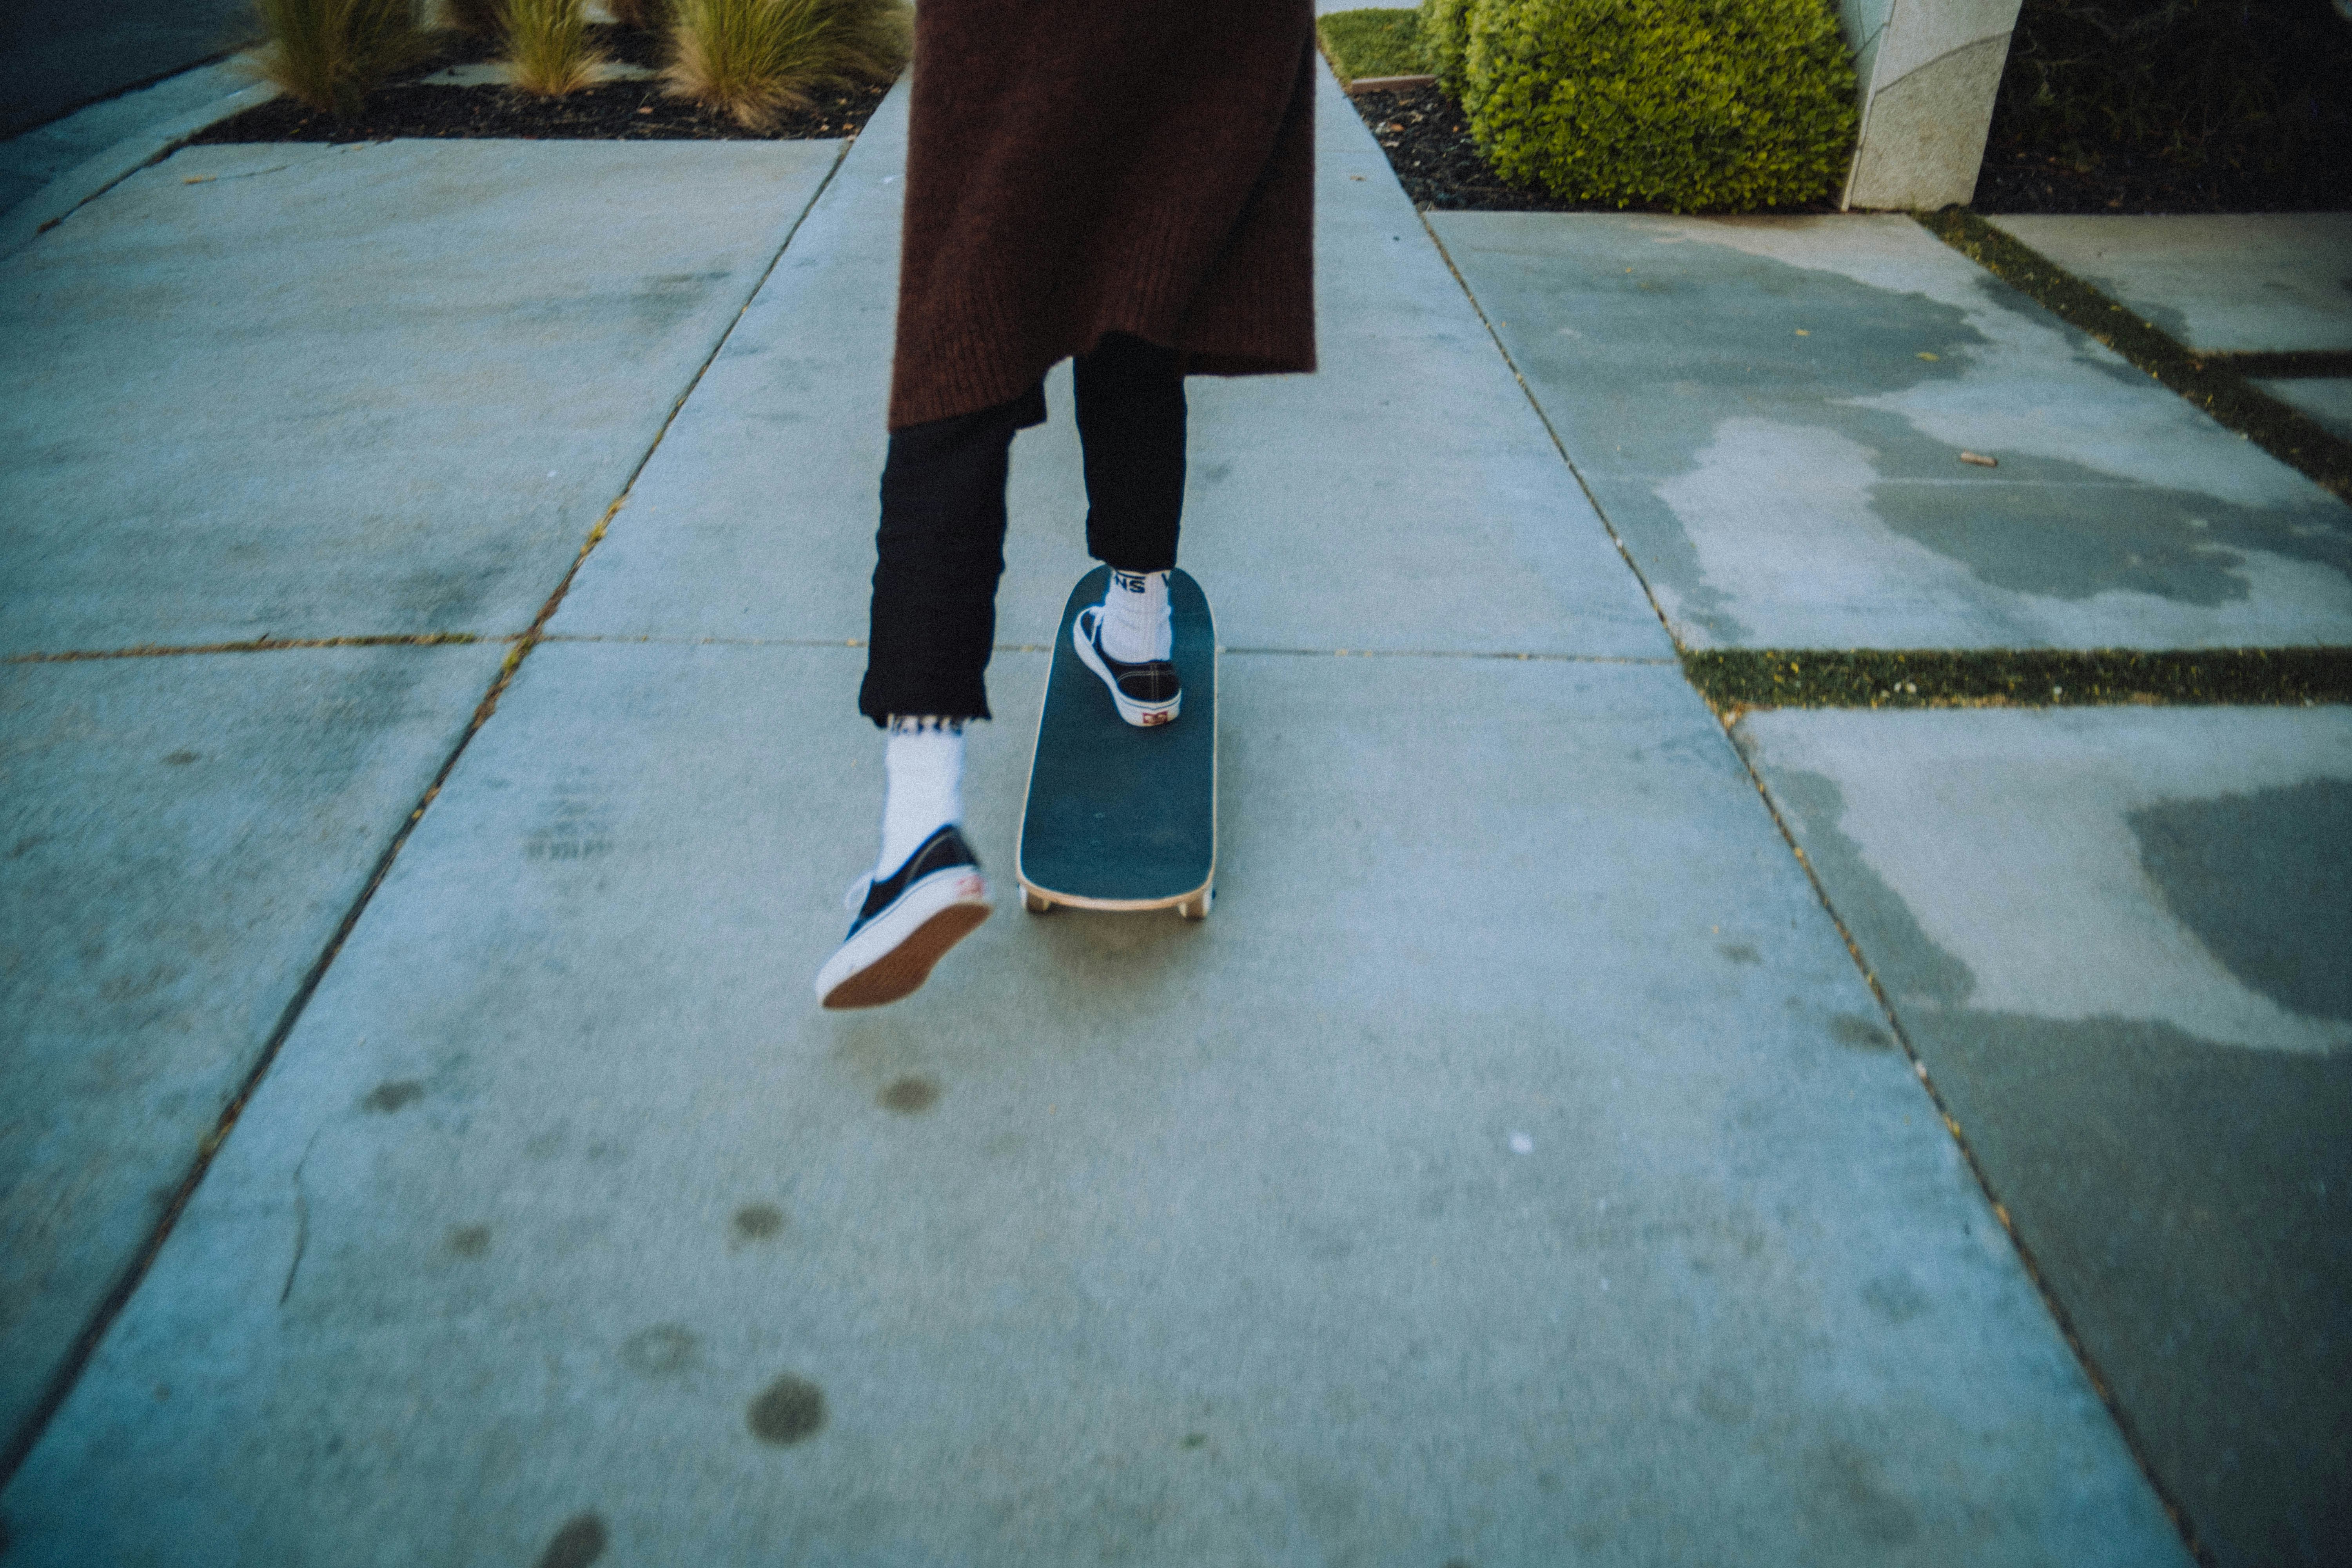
<box><xmin>5</xmin><ymin>58</ymin><xmax>2337</xmax><ymax>1568</ymax></box>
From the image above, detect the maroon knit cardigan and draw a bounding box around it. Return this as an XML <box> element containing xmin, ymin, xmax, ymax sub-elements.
<box><xmin>887</xmin><ymin>0</ymin><xmax>1319</xmax><ymax>430</ymax></box>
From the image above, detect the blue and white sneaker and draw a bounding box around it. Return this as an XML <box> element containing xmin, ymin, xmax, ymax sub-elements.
<box><xmin>815</xmin><ymin>824</ymin><xmax>992</xmax><ymax>1009</ymax></box>
<box><xmin>1073</xmin><ymin>604</ymin><xmax>1181</xmax><ymax>728</ymax></box>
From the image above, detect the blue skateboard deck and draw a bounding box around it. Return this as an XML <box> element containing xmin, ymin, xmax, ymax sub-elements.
<box><xmin>1016</xmin><ymin>567</ymin><xmax>1216</xmax><ymax>917</ymax></box>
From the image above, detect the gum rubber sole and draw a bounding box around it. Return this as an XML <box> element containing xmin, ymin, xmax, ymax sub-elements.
<box><xmin>818</xmin><ymin>902</ymin><xmax>991</xmax><ymax>1010</ymax></box>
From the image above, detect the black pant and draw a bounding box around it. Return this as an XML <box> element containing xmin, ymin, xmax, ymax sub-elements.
<box><xmin>859</xmin><ymin>334</ymin><xmax>1186</xmax><ymax>724</ymax></box>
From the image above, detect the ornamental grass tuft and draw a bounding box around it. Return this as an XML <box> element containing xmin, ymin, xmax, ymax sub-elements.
<box><xmin>254</xmin><ymin>0</ymin><xmax>426</xmax><ymax>117</ymax></box>
<box><xmin>664</xmin><ymin>0</ymin><xmax>909</xmax><ymax>129</ymax></box>
<box><xmin>502</xmin><ymin>0</ymin><xmax>601</xmax><ymax>95</ymax></box>
<box><xmin>1422</xmin><ymin>0</ymin><xmax>1858</xmax><ymax>211</ymax></box>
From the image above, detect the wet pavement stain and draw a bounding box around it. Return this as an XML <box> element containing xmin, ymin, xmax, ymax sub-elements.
<box><xmin>445</xmin><ymin>1224</ymin><xmax>491</xmax><ymax>1258</ymax></box>
<box><xmin>534</xmin><ymin>1511</ymin><xmax>607</xmax><ymax>1568</ymax></box>
<box><xmin>747</xmin><ymin>1374</ymin><xmax>826</xmax><ymax>1446</ymax></box>
<box><xmin>731</xmin><ymin>1202</ymin><xmax>785</xmax><ymax>1241</ymax></box>
<box><xmin>360</xmin><ymin>1079</ymin><xmax>424</xmax><ymax>1113</ymax></box>
<box><xmin>2131</xmin><ymin>776</ymin><xmax>2352</xmax><ymax>1022</ymax></box>
<box><xmin>879</xmin><ymin>1075</ymin><xmax>939</xmax><ymax>1114</ymax></box>
<box><xmin>619</xmin><ymin>1324</ymin><xmax>699</xmax><ymax>1377</ymax></box>
<box><xmin>1719</xmin><ymin>942</ymin><xmax>1761</xmax><ymax>964</ymax></box>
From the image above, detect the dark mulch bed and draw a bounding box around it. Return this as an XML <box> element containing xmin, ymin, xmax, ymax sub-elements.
<box><xmin>1355</xmin><ymin>83</ymin><xmax>2345</xmax><ymax>217</ymax></box>
<box><xmin>1348</xmin><ymin>84</ymin><xmax>1837</xmax><ymax>214</ymax></box>
<box><xmin>1971</xmin><ymin>127</ymin><xmax>2347</xmax><ymax>215</ymax></box>
<box><xmin>191</xmin><ymin>25</ymin><xmax>892</xmax><ymax>144</ymax></box>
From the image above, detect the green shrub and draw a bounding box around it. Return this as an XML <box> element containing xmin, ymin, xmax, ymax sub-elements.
<box><xmin>1317</xmin><ymin>8</ymin><xmax>1430</xmax><ymax>85</ymax></box>
<box><xmin>502</xmin><ymin>0</ymin><xmax>599</xmax><ymax>94</ymax></box>
<box><xmin>1423</xmin><ymin>0</ymin><xmax>1858</xmax><ymax>212</ymax></box>
<box><xmin>254</xmin><ymin>0</ymin><xmax>426</xmax><ymax>116</ymax></box>
<box><xmin>664</xmin><ymin>0</ymin><xmax>909</xmax><ymax>129</ymax></box>
<box><xmin>1421</xmin><ymin>0</ymin><xmax>1471</xmax><ymax>93</ymax></box>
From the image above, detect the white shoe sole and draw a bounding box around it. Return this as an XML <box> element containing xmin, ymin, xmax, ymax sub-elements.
<box><xmin>1073</xmin><ymin>607</ymin><xmax>1181</xmax><ymax>728</ymax></box>
<box><xmin>815</xmin><ymin>866</ymin><xmax>992</xmax><ymax>1009</ymax></box>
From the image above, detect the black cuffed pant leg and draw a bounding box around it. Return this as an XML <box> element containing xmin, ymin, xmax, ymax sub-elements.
<box><xmin>859</xmin><ymin>334</ymin><xmax>1186</xmax><ymax>726</ymax></box>
<box><xmin>1076</xmin><ymin>333</ymin><xmax>1186</xmax><ymax>573</ymax></box>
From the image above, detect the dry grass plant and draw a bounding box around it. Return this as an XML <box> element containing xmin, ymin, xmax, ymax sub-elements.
<box><xmin>502</xmin><ymin>0</ymin><xmax>602</xmax><ymax>94</ymax></box>
<box><xmin>664</xmin><ymin>0</ymin><xmax>909</xmax><ymax>129</ymax></box>
<box><xmin>253</xmin><ymin>0</ymin><xmax>426</xmax><ymax>116</ymax></box>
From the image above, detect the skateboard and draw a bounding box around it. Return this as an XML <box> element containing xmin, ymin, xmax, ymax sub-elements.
<box><xmin>1016</xmin><ymin>566</ymin><xmax>1216</xmax><ymax>919</ymax></box>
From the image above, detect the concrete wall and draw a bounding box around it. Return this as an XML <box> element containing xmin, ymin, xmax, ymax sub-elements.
<box><xmin>1837</xmin><ymin>0</ymin><xmax>2024</xmax><ymax>210</ymax></box>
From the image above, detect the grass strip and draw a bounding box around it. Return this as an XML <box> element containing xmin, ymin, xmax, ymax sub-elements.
<box><xmin>1316</xmin><ymin>7</ymin><xmax>1428</xmax><ymax>87</ymax></box>
<box><xmin>1916</xmin><ymin>207</ymin><xmax>2352</xmax><ymax>506</ymax></box>
<box><xmin>2199</xmin><ymin>350</ymin><xmax>2352</xmax><ymax>381</ymax></box>
<box><xmin>1682</xmin><ymin>646</ymin><xmax>2352</xmax><ymax>713</ymax></box>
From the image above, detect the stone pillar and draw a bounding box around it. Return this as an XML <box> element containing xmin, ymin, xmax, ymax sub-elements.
<box><xmin>1835</xmin><ymin>0</ymin><xmax>2024</xmax><ymax>210</ymax></box>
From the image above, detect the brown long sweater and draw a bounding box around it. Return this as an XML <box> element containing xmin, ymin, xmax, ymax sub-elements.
<box><xmin>887</xmin><ymin>0</ymin><xmax>1319</xmax><ymax>430</ymax></box>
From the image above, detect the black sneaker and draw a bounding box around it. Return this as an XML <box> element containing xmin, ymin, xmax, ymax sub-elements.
<box><xmin>814</xmin><ymin>825</ymin><xmax>992</xmax><ymax>1009</ymax></box>
<box><xmin>1073</xmin><ymin>604</ymin><xmax>1181</xmax><ymax>727</ymax></box>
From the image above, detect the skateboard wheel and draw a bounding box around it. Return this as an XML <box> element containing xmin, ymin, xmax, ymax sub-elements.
<box><xmin>1177</xmin><ymin>886</ymin><xmax>1212</xmax><ymax>920</ymax></box>
<box><xmin>1023</xmin><ymin>888</ymin><xmax>1056</xmax><ymax>914</ymax></box>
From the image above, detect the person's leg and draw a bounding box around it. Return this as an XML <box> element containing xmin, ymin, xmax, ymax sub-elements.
<box><xmin>820</xmin><ymin>394</ymin><xmax>1031</xmax><ymax>1009</ymax></box>
<box><xmin>1071</xmin><ymin>334</ymin><xmax>1189</xmax><ymax>725</ymax></box>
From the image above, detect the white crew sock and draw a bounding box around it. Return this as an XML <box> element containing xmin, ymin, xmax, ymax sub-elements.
<box><xmin>877</xmin><ymin>716</ymin><xmax>964</xmax><ymax>875</ymax></box>
<box><xmin>1101</xmin><ymin>568</ymin><xmax>1172</xmax><ymax>663</ymax></box>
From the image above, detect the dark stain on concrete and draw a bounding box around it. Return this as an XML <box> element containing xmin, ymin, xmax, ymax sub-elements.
<box><xmin>619</xmin><ymin>1324</ymin><xmax>699</xmax><ymax>1377</ymax></box>
<box><xmin>1181</xmin><ymin>1432</ymin><xmax>1208</xmax><ymax>1449</ymax></box>
<box><xmin>534</xmin><ymin>1512</ymin><xmax>607</xmax><ymax>1568</ymax></box>
<box><xmin>360</xmin><ymin>1079</ymin><xmax>424</xmax><ymax>1113</ymax></box>
<box><xmin>2131</xmin><ymin>776</ymin><xmax>2352</xmax><ymax>1022</ymax></box>
<box><xmin>162</xmin><ymin>749</ymin><xmax>200</xmax><ymax>765</ymax></box>
<box><xmin>445</xmin><ymin>1224</ymin><xmax>491</xmax><ymax>1258</ymax></box>
<box><xmin>1898</xmin><ymin>1009</ymin><xmax>2352</xmax><ymax>1565</ymax></box>
<box><xmin>1829</xmin><ymin>1014</ymin><xmax>1896</xmax><ymax>1051</ymax></box>
<box><xmin>1804</xmin><ymin>1439</ymin><xmax>1920</xmax><ymax>1546</ymax></box>
<box><xmin>1755</xmin><ymin>767</ymin><xmax>1976</xmax><ymax>1009</ymax></box>
<box><xmin>1860</xmin><ymin>1270</ymin><xmax>1930</xmax><ymax>1325</ymax></box>
<box><xmin>879</xmin><ymin>1075</ymin><xmax>940</xmax><ymax>1114</ymax></box>
<box><xmin>747</xmin><ymin>1374</ymin><xmax>826</xmax><ymax>1446</ymax></box>
<box><xmin>1719</xmin><ymin>941</ymin><xmax>1761</xmax><ymax>964</ymax></box>
<box><xmin>1871</xmin><ymin>455</ymin><xmax>2348</xmax><ymax>608</ymax></box>
<box><xmin>732</xmin><ymin>1202</ymin><xmax>785</xmax><ymax>1241</ymax></box>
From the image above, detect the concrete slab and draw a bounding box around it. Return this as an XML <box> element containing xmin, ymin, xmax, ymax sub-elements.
<box><xmin>0</xmin><ymin>642</ymin><xmax>506</xmax><ymax>1457</ymax></box>
<box><xmin>2261</xmin><ymin>377</ymin><xmax>2352</xmax><ymax>443</ymax></box>
<box><xmin>1430</xmin><ymin>212</ymin><xmax>2352</xmax><ymax>650</ymax></box>
<box><xmin>0</xmin><ymin>137</ymin><xmax>841</xmax><ymax>656</ymax></box>
<box><xmin>551</xmin><ymin>69</ymin><xmax>1671</xmax><ymax>662</ymax></box>
<box><xmin>1738</xmin><ymin>705</ymin><xmax>2352</xmax><ymax>1568</ymax></box>
<box><xmin>1989</xmin><ymin>214</ymin><xmax>2352</xmax><ymax>354</ymax></box>
<box><xmin>2</xmin><ymin>642</ymin><xmax>2183</xmax><ymax>1564</ymax></box>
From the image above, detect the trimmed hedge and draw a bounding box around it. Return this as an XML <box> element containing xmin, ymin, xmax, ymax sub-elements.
<box><xmin>1422</xmin><ymin>0</ymin><xmax>1858</xmax><ymax>212</ymax></box>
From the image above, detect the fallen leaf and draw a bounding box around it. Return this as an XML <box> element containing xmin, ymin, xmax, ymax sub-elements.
<box><xmin>1960</xmin><ymin>450</ymin><xmax>1998</xmax><ymax>467</ymax></box>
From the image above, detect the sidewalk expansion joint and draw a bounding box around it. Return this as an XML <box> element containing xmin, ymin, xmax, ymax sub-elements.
<box><xmin>0</xmin><ymin>134</ymin><xmax>858</xmax><ymax>1495</ymax></box>
<box><xmin>1918</xmin><ymin>207</ymin><xmax>2352</xmax><ymax>506</ymax></box>
<box><xmin>1685</xmin><ymin>646</ymin><xmax>2352</xmax><ymax>717</ymax></box>
<box><xmin>5</xmin><ymin>632</ymin><xmax>502</xmax><ymax>663</ymax></box>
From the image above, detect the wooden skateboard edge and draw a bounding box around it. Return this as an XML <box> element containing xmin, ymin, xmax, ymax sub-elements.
<box><xmin>1013</xmin><ymin>870</ymin><xmax>1214</xmax><ymax>915</ymax></box>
